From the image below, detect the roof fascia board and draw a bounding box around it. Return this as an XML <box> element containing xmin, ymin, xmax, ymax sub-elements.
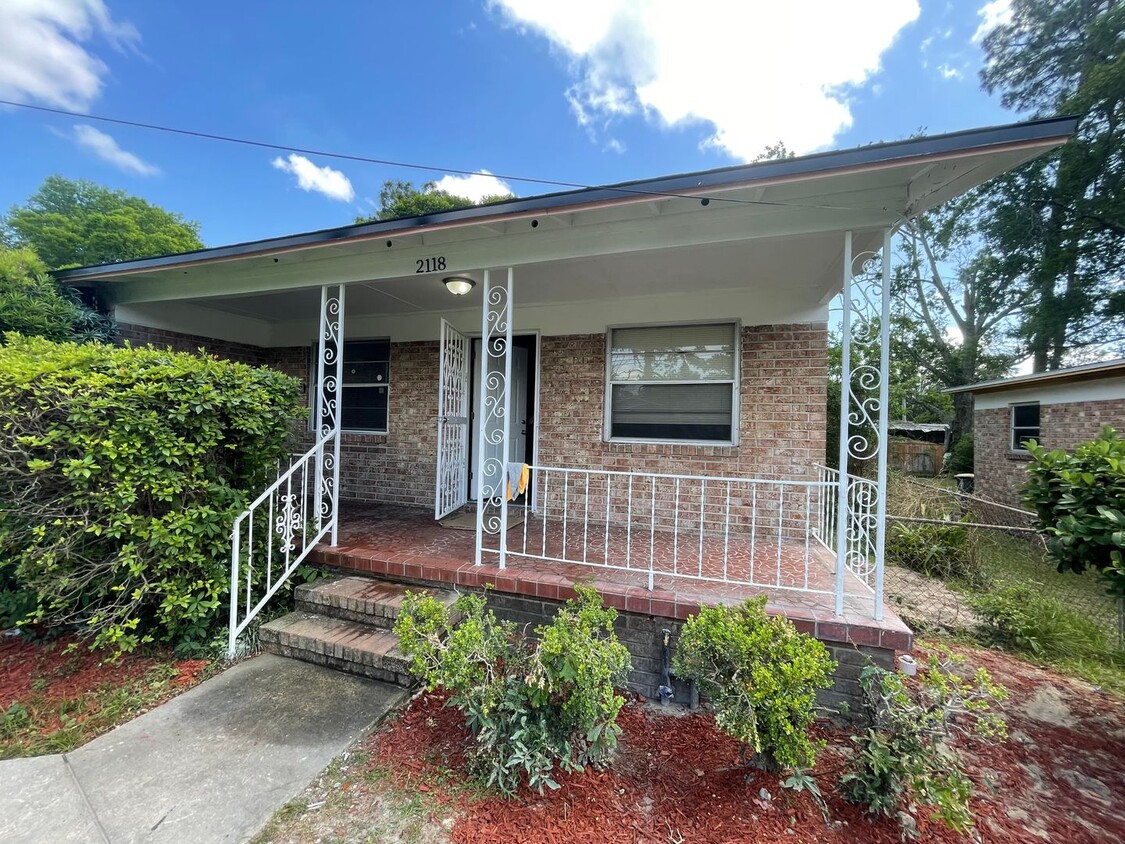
<box><xmin>946</xmin><ymin>360</ymin><xmax>1125</xmax><ymax>394</ymax></box>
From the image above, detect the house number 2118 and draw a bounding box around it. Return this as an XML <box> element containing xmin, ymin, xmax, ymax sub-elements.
<box><xmin>415</xmin><ymin>257</ymin><xmax>446</xmax><ymax>273</ymax></box>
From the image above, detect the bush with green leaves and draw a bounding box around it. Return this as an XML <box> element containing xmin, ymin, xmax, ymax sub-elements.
<box><xmin>1021</xmin><ymin>427</ymin><xmax>1125</xmax><ymax>599</ymax></box>
<box><xmin>0</xmin><ymin>562</ymin><xmax>35</xmax><ymax>631</ymax></box>
<box><xmin>841</xmin><ymin>645</ymin><xmax>1007</xmax><ymax>839</ymax></box>
<box><xmin>885</xmin><ymin>516</ymin><xmax>980</xmax><ymax>583</ymax></box>
<box><xmin>947</xmin><ymin>433</ymin><xmax>973</xmax><ymax>474</ymax></box>
<box><xmin>972</xmin><ymin>582</ymin><xmax>1116</xmax><ymax>663</ymax></box>
<box><xmin>0</xmin><ymin>247</ymin><xmax>113</xmax><ymax>345</ymax></box>
<box><xmin>394</xmin><ymin>586</ymin><xmax>631</xmax><ymax>796</ymax></box>
<box><xmin>0</xmin><ymin>334</ymin><xmax>304</xmax><ymax>652</ymax></box>
<box><xmin>671</xmin><ymin>597</ymin><xmax>834</xmax><ymax>772</ymax></box>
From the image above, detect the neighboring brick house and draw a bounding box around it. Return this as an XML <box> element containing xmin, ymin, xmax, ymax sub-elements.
<box><xmin>57</xmin><ymin>117</ymin><xmax>1076</xmax><ymax>694</ymax></box>
<box><xmin>948</xmin><ymin>359</ymin><xmax>1125</xmax><ymax>508</ymax></box>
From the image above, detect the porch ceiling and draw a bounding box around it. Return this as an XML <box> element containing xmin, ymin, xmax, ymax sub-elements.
<box><xmin>171</xmin><ymin>229</ymin><xmax>868</xmax><ymax>323</ymax></box>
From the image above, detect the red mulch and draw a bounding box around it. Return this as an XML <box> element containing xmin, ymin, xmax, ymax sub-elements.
<box><xmin>0</xmin><ymin>634</ymin><xmax>209</xmax><ymax>736</ymax></box>
<box><xmin>361</xmin><ymin>645</ymin><xmax>1125</xmax><ymax>843</ymax></box>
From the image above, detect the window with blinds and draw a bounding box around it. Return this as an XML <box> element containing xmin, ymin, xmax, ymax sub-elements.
<box><xmin>606</xmin><ymin>322</ymin><xmax>738</xmax><ymax>443</ymax></box>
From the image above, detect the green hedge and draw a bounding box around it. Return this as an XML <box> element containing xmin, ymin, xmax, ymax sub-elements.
<box><xmin>0</xmin><ymin>247</ymin><xmax>113</xmax><ymax>344</ymax></box>
<box><xmin>0</xmin><ymin>333</ymin><xmax>304</xmax><ymax>650</ymax></box>
<box><xmin>1022</xmin><ymin>427</ymin><xmax>1125</xmax><ymax>600</ymax></box>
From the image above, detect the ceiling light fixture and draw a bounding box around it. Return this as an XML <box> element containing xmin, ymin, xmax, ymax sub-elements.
<box><xmin>443</xmin><ymin>276</ymin><xmax>476</xmax><ymax>295</ymax></box>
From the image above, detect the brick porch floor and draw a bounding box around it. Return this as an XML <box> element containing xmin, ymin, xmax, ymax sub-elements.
<box><xmin>310</xmin><ymin>503</ymin><xmax>913</xmax><ymax>652</ymax></box>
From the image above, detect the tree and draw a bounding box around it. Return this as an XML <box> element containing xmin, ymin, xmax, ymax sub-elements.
<box><xmin>356</xmin><ymin>179</ymin><xmax>514</xmax><ymax>223</ymax></box>
<box><xmin>894</xmin><ymin>200</ymin><xmax>1022</xmax><ymax>442</ymax></box>
<box><xmin>979</xmin><ymin>0</ymin><xmax>1125</xmax><ymax>370</ymax></box>
<box><xmin>827</xmin><ymin>316</ymin><xmax>955</xmax><ymax>472</ymax></box>
<box><xmin>0</xmin><ymin>246</ymin><xmax>113</xmax><ymax>344</ymax></box>
<box><xmin>2</xmin><ymin>176</ymin><xmax>204</xmax><ymax>270</ymax></box>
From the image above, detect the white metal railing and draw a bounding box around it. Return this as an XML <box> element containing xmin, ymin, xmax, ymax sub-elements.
<box><xmin>500</xmin><ymin>465</ymin><xmax>840</xmax><ymax>598</ymax></box>
<box><xmin>817</xmin><ymin>464</ymin><xmax>879</xmax><ymax>588</ymax></box>
<box><xmin>227</xmin><ymin>431</ymin><xmax>338</xmax><ymax>657</ymax></box>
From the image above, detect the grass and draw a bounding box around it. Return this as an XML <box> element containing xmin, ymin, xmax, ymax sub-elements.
<box><xmin>251</xmin><ymin>746</ymin><xmax>469</xmax><ymax>844</ymax></box>
<box><xmin>0</xmin><ymin>662</ymin><xmax>192</xmax><ymax>758</ymax></box>
<box><xmin>886</xmin><ymin>472</ymin><xmax>1124</xmax><ymax>694</ymax></box>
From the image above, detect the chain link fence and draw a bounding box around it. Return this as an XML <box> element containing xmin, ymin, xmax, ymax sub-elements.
<box><xmin>884</xmin><ymin>474</ymin><xmax>1124</xmax><ymax>650</ymax></box>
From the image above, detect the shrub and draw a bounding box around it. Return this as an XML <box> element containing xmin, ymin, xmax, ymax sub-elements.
<box><xmin>885</xmin><ymin>517</ymin><xmax>980</xmax><ymax>583</ymax></box>
<box><xmin>671</xmin><ymin>597</ymin><xmax>834</xmax><ymax>771</ymax></box>
<box><xmin>947</xmin><ymin>433</ymin><xmax>973</xmax><ymax>474</ymax></box>
<box><xmin>1022</xmin><ymin>427</ymin><xmax>1125</xmax><ymax>599</ymax></box>
<box><xmin>840</xmin><ymin>645</ymin><xmax>1007</xmax><ymax>839</ymax></box>
<box><xmin>0</xmin><ymin>334</ymin><xmax>304</xmax><ymax>651</ymax></box>
<box><xmin>971</xmin><ymin>583</ymin><xmax>1115</xmax><ymax>662</ymax></box>
<box><xmin>0</xmin><ymin>247</ymin><xmax>112</xmax><ymax>344</ymax></box>
<box><xmin>394</xmin><ymin>586</ymin><xmax>631</xmax><ymax>796</ymax></box>
<box><xmin>0</xmin><ymin>563</ymin><xmax>35</xmax><ymax>631</ymax></box>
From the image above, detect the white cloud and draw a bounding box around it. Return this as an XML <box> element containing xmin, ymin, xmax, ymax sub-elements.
<box><xmin>490</xmin><ymin>0</ymin><xmax>920</xmax><ymax>159</ymax></box>
<box><xmin>973</xmin><ymin>0</ymin><xmax>1012</xmax><ymax>43</ymax></box>
<box><xmin>0</xmin><ymin>1</ymin><xmax>139</xmax><ymax>110</ymax></box>
<box><xmin>430</xmin><ymin>170</ymin><xmax>514</xmax><ymax>201</ymax></box>
<box><xmin>271</xmin><ymin>154</ymin><xmax>355</xmax><ymax>202</ymax></box>
<box><xmin>72</xmin><ymin>124</ymin><xmax>159</xmax><ymax>175</ymax></box>
<box><xmin>937</xmin><ymin>63</ymin><xmax>964</xmax><ymax>81</ymax></box>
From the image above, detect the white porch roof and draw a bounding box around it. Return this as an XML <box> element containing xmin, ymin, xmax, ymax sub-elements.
<box><xmin>58</xmin><ymin>117</ymin><xmax>1076</xmax><ymax>347</ymax></box>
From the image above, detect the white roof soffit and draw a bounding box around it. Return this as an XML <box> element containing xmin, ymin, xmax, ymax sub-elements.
<box><xmin>58</xmin><ymin>116</ymin><xmax>1077</xmax><ymax>306</ymax></box>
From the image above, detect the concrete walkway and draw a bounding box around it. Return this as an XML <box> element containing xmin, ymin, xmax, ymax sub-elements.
<box><xmin>0</xmin><ymin>655</ymin><xmax>405</xmax><ymax>844</ymax></box>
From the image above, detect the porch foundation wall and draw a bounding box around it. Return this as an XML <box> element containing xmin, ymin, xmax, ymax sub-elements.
<box><xmin>480</xmin><ymin>590</ymin><xmax>891</xmax><ymax>716</ymax></box>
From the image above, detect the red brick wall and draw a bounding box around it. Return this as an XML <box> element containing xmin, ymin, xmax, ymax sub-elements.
<box><xmin>536</xmin><ymin>324</ymin><xmax>827</xmax><ymax>478</ymax></box>
<box><xmin>116</xmin><ymin>321</ymin><xmax>829</xmax><ymax>515</ymax></box>
<box><xmin>974</xmin><ymin>397</ymin><xmax>1125</xmax><ymax>507</ymax></box>
<box><xmin>533</xmin><ymin>325</ymin><xmax>828</xmax><ymax>533</ymax></box>
<box><xmin>326</xmin><ymin>341</ymin><xmax>439</xmax><ymax>508</ymax></box>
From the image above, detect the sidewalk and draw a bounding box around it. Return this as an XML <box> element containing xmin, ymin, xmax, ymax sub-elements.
<box><xmin>0</xmin><ymin>655</ymin><xmax>405</xmax><ymax>844</ymax></box>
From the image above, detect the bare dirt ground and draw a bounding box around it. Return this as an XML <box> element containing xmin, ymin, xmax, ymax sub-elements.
<box><xmin>883</xmin><ymin>565</ymin><xmax>981</xmax><ymax>632</ymax></box>
<box><xmin>254</xmin><ymin>641</ymin><xmax>1125</xmax><ymax>844</ymax></box>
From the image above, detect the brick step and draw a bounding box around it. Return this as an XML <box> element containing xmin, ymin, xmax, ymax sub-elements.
<box><xmin>295</xmin><ymin>576</ymin><xmax>458</xmax><ymax>629</ymax></box>
<box><xmin>259</xmin><ymin>611</ymin><xmax>413</xmax><ymax>686</ymax></box>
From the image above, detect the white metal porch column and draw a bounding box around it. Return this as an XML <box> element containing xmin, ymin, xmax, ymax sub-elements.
<box><xmin>474</xmin><ymin>268</ymin><xmax>514</xmax><ymax>567</ymax></box>
<box><xmin>833</xmin><ymin>230</ymin><xmax>891</xmax><ymax>618</ymax></box>
<box><xmin>315</xmin><ymin>283</ymin><xmax>345</xmax><ymax>546</ymax></box>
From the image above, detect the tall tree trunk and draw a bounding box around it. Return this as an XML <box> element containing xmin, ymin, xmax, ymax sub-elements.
<box><xmin>952</xmin><ymin>392</ymin><xmax>974</xmax><ymax>445</ymax></box>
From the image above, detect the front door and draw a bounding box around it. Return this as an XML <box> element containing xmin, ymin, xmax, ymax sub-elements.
<box><xmin>471</xmin><ymin>338</ymin><xmax>531</xmax><ymax>501</ymax></box>
<box><xmin>434</xmin><ymin>319</ymin><xmax>470</xmax><ymax>519</ymax></box>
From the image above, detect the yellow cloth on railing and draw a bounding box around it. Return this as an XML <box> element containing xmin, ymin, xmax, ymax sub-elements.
<box><xmin>506</xmin><ymin>463</ymin><xmax>530</xmax><ymax>501</ymax></box>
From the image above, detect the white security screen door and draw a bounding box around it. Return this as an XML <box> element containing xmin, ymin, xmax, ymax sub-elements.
<box><xmin>435</xmin><ymin>319</ymin><xmax>470</xmax><ymax>519</ymax></box>
<box><xmin>471</xmin><ymin>339</ymin><xmax>529</xmax><ymax>500</ymax></box>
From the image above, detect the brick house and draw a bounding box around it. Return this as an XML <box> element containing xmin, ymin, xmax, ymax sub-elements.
<box><xmin>948</xmin><ymin>358</ymin><xmax>1125</xmax><ymax>509</ymax></box>
<box><xmin>58</xmin><ymin>117</ymin><xmax>1074</xmax><ymax>705</ymax></box>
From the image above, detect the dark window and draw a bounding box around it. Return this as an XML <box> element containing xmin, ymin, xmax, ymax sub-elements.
<box><xmin>1011</xmin><ymin>402</ymin><xmax>1040</xmax><ymax>450</ymax></box>
<box><xmin>315</xmin><ymin>339</ymin><xmax>391</xmax><ymax>433</ymax></box>
<box><xmin>606</xmin><ymin>323</ymin><xmax>738</xmax><ymax>443</ymax></box>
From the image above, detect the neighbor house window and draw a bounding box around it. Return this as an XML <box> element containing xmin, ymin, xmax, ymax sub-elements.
<box><xmin>313</xmin><ymin>339</ymin><xmax>391</xmax><ymax>433</ymax></box>
<box><xmin>606</xmin><ymin>322</ymin><xmax>739</xmax><ymax>444</ymax></box>
<box><xmin>1010</xmin><ymin>402</ymin><xmax>1040</xmax><ymax>451</ymax></box>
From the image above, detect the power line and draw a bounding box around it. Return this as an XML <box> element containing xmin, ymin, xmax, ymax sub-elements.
<box><xmin>0</xmin><ymin>98</ymin><xmax>865</xmax><ymax>212</ymax></box>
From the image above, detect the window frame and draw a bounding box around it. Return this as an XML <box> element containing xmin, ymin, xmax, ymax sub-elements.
<box><xmin>602</xmin><ymin>319</ymin><xmax>741</xmax><ymax>447</ymax></box>
<box><xmin>1009</xmin><ymin>401</ymin><xmax>1040</xmax><ymax>452</ymax></box>
<box><xmin>309</xmin><ymin>337</ymin><xmax>392</xmax><ymax>435</ymax></box>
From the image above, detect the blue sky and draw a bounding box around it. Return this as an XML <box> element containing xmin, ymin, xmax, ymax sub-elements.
<box><xmin>0</xmin><ymin>1</ymin><xmax>1018</xmax><ymax>248</ymax></box>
